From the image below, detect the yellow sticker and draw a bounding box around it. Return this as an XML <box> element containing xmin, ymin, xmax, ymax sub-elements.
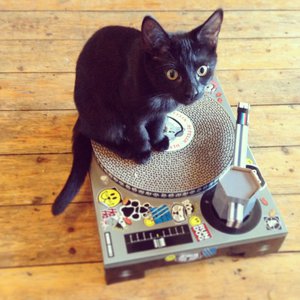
<box><xmin>144</xmin><ymin>217</ymin><xmax>155</xmax><ymax>227</ymax></box>
<box><xmin>98</xmin><ymin>188</ymin><xmax>121</xmax><ymax>208</ymax></box>
<box><xmin>269</xmin><ymin>209</ymin><xmax>277</xmax><ymax>218</ymax></box>
<box><xmin>165</xmin><ymin>254</ymin><xmax>176</xmax><ymax>262</ymax></box>
<box><xmin>246</xmin><ymin>158</ymin><xmax>253</xmax><ymax>164</ymax></box>
<box><xmin>189</xmin><ymin>215</ymin><xmax>202</xmax><ymax>227</ymax></box>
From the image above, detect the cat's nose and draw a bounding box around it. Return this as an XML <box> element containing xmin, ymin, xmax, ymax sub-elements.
<box><xmin>185</xmin><ymin>88</ymin><xmax>199</xmax><ymax>101</ymax></box>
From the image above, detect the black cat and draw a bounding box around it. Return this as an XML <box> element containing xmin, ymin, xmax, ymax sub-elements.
<box><xmin>52</xmin><ymin>9</ymin><xmax>223</xmax><ymax>215</ymax></box>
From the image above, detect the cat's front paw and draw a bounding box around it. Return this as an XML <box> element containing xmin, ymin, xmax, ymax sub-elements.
<box><xmin>134</xmin><ymin>150</ymin><xmax>151</xmax><ymax>164</ymax></box>
<box><xmin>152</xmin><ymin>136</ymin><xmax>169</xmax><ymax>152</ymax></box>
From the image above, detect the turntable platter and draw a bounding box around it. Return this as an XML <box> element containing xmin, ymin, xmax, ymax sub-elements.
<box><xmin>92</xmin><ymin>95</ymin><xmax>235</xmax><ymax>198</ymax></box>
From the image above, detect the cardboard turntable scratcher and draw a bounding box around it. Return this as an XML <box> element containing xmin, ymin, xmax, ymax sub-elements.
<box><xmin>89</xmin><ymin>78</ymin><xmax>287</xmax><ymax>284</ymax></box>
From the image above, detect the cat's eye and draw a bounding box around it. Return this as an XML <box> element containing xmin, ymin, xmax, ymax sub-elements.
<box><xmin>166</xmin><ymin>69</ymin><xmax>179</xmax><ymax>81</ymax></box>
<box><xmin>197</xmin><ymin>65</ymin><xmax>209</xmax><ymax>77</ymax></box>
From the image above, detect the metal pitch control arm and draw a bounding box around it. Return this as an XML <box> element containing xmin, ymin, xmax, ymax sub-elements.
<box><xmin>226</xmin><ymin>102</ymin><xmax>250</xmax><ymax>228</ymax></box>
<box><xmin>233</xmin><ymin>102</ymin><xmax>249</xmax><ymax>168</ymax></box>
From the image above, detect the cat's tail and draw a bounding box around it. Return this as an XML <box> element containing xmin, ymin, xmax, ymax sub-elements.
<box><xmin>52</xmin><ymin>121</ymin><xmax>92</xmax><ymax>215</ymax></box>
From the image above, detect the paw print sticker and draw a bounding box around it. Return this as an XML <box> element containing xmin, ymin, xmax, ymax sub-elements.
<box><xmin>120</xmin><ymin>199</ymin><xmax>152</xmax><ymax>221</ymax></box>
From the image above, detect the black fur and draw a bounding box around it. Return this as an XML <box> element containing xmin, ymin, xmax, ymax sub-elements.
<box><xmin>52</xmin><ymin>120</ymin><xmax>92</xmax><ymax>215</ymax></box>
<box><xmin>52</xmin><ymin>9</ymin><xmax>223</xmax><ymax>215</ymax></box>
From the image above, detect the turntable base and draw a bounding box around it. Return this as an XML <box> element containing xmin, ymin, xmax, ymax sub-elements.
<box><xmin>89</xmin><ymin>77</ymin><xmax>287</xmax><ymax>284</ymax></box>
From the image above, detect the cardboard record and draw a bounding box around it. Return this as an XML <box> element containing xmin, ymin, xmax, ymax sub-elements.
<box><xmin>92</xmin><ymin>95</ymin><xmax>235</xmax><ymax>198</ymax></box>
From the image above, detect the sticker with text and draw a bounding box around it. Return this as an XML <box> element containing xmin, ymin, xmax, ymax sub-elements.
<box><xmin>191</xmin><ymin>223</ymin><xmax>212</xmax><ymax>241</ymax></box>
<box><xmin>101</xmin><ymin>208</ymin><xmax>118</xmax><ymax>220</ymax></box>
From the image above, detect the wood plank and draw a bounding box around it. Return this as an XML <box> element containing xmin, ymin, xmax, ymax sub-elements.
<box><xmin>0</xmin><ymin>195</ymin><xmax>298</xmax><ymax>269</ymax></box>
<box><xmin>251</xmin><ymin>146</ymin><xmax>300</xmax><ymax>195</ymax></box>
<box><xmin>0</xmin><ymin>254</ymin><xmax>299</xmax><ymax>300</ymax></box>
<box><xmin>0</xmin><ymin>40</ymin><xmax>78</xmax><ymax>73</ymax></box>
<box><xmin>0</xmin><ymin>11</ymin><xmax>299</xmax><ymax>40</ymax></box>
<box><xmin>0</xmin><ymin>38</ymin><xmax>299</xmax><ymax>73</ymax></box>
<box><xmin>248</xmin><ymin>105</ymin><xmax>300</xmax><ymax>147</ymax></box>
<box><xmin>0</xmin><ymin>154</ymin><xmax>92</xmax><ymax>206</ymax></box>
<box><xmin>217</xmin><ymin>69</ymin><xmax>300</xmax><ymax>106</ymax></box>
<box><xmin>0</xmin><ymin>203</ymin><xmax>102</xmax><ymax>268</ymax></box>
<box><xmin>0</xmin><ymin>147</ymin><xmax>299</xmax><ymax>206</ymax></box>
<box><xmin>275</xmin><ymin>195</ymin><xmax>299</xmax><ymax>252</ymax></box>
<box><xmin>0</xmin><ymin>105</ymin><xmax>299</xmax><ymax>155</ymax></box>
<box><xmin>1</xmin><ymin>70</ymin><xmax>299</xmax><ymax>111</ymax></box>
<box><xmin>0</xmin><ymin>73</ymin><xmax>74</xmax><ymax>110</ymax></box>
<box><xmin>0</xmin><ymin>0</ymin><xmax>299</xmax><ymax>11</ymax></box>
<box><xmin>0</xmin><ymin>110</ymin><xmax>76</xmax><ymax>154</ymax></box>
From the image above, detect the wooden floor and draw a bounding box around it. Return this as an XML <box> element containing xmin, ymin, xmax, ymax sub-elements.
<box><xmin>0</xmin><ymin>1</ymin><xmax>299</xmax><ymax>299</ymax></box>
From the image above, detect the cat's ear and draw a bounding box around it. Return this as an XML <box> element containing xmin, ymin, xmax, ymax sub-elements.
<box><xmin>191</xmin><ymin>9</ymin><xmax>223</xmax><ymax>49</ymax></box>
<box><xmin>141</xmin><ymin>16</ymin><xmax>170</xmax><ymax>54</ymax></box>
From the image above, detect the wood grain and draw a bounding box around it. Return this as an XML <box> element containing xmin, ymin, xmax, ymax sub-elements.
<box><xmin>248</xmin><ymin>105</ymin><xmax>300</xmax><ymax>147</ymax></box>
<box><xmin>0</xmin><ymin>38</ymin><xmax>299</xmax><ymax>73</ymax></box>
<box><xmin>0</xmin><ymin>70</ymin><xmax>299</xmax><ymax>111</ymax></box>
<box><xmin>0</xmin><ymin>203</ymin><xmax>101</xmax><ymax>268</ymax></box>
<box><xmin>0</xmin><ymin>73</ymin><xmax>74</xmax><ymax>110</ymax></box>
<box><xmin>0</xmin><ymin>110</ymin><xmax>76</xmax><ymax>154</ymax></box>
<box><xmin>0</xmin><ymin>146</ymin><xmax>298</xmax><ymax>206</ymax></box>
<box><xmin>0</xmin><ymin>11</ymin><xmax>298</xmax><ymax>40</ymax></box>
<box><xmin>251</xmin><ymin>146</ymin><xmax>300</xmax><ymax>195</ymax></box>
<box><xmin>217</xmin><ymin>70</ymin><xmax>300</xmax><ymax>106</ymax></box>
<box><xmin>0</xmin><ymin>254</ymin><xmax>299</xmax><ymax>300</ymax></box>
<box><xmin>0</xmin><ymin>154</ymin><xmax>92</xmax><ymax>206</ymax></box>
<box><xmin>0</xmin><ymin>0</ymin><xmax>299</xmax><ymax>11</ymax></box>
<box><xmin>0</xmin><ymin>105</ymin><xmax>299</xmax><ymax>155</ymax></box>
<box><xmin>0</xmin><ymin>195</ymin><xmax>298</xmax><ymax>269</ymax></box>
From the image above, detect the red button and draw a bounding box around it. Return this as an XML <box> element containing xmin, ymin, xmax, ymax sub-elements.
<box><xmin>124</xmin><ymin>217</ymin><xmax>132</xmax><ymax>225</ymax></box>
<box><xmin>260</xmin><ymin>197</ymin><xmax>268</xmax><ymax>206</ymax></box>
